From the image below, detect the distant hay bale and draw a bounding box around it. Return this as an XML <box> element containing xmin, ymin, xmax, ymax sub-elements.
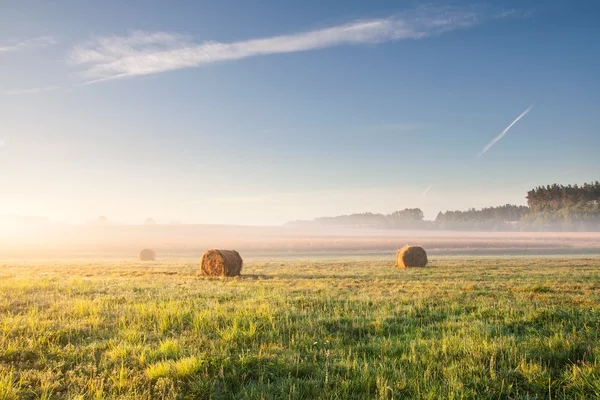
<box><xmin>138</xmin><ymin>248</ymin><xmax>156</xmax><ymax>261</ymax></box>
<box><xmin>200</xmin><ymin>249</ymin><xmax>243</xmax><ymax>277</ymax></box>
<box><xmin>395</xmin><ymin>245</ymin><xmax>427</xmax><ymax>268</ymax></box>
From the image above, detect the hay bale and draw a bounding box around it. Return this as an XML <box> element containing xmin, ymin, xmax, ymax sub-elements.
<box><xmin>200</xmin><ymin>249</ymin><xmax>243</xmax><ymax>277</ymax></box>
<box><xmin>138</xmin><ymin>248</ymin><xmax>156</xmax><ymax>261</ymax></box>
<box><xmin>395</xmin><ymin>245</ymin><xmax>427</xmax><ymax>268</ymax></box>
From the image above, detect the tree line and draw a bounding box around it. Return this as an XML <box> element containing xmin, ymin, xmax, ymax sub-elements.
<box><xmin>435</xmin><ymin>204</ymin><xmax>529</xmax><ymax>231</ymax></box>
<box><xmin>524</xmin><ymin>181</ymin><xmax>600</xmax><ymax>230</ymax></box>
<box><xmin>285</xmin><ymin>181</ymin><xmax>600</xmax><ymax>231</ymax></box>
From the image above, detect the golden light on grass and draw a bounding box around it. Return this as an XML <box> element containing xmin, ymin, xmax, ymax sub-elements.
<box><xmin>1</xmin><ymin>257</ymin><xmax>599</xmax><ymax>398</ymax></box>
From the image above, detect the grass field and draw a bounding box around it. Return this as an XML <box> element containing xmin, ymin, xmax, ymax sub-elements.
<box><xmin>1</xmin><ymin>256</ymin><xmax>599</xmax><ymax>399</ymax></box>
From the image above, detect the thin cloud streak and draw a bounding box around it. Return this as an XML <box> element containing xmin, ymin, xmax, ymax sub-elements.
<box><xmin>70</xmin><ymin>8</ymin><xmax>482</xmax><ymax>83</ymax></box>
<box><xmin>0</xmin><ymin>36</ymin><xmax>56</xmax><ymax>54</ymax></box>
<box><xmin>422</xmin><ymin>185</ymin><xmax>433</xmax><ymax>196</ymax></box>
<box><xmin>560</xmin><ymin>168</ymin><xmax>580</xmax><ymax>176</ymax></box>
<box><xmin>478</xmin><ymin>105</ymin><xmax>533</xmax><ymax>156</ymax></box>
<box><xmin>187</xmin><ymin>187</ymin><xmax>365</xmax><ymax>205</ymax></box>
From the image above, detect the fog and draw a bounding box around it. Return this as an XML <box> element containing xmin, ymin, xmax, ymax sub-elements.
<box><xmin>1</xmin><ymin>219</ymin><xmax>599</xmax><ymax>259</ymax></box>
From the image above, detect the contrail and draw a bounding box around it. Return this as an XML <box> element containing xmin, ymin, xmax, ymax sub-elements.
<box><xmin>478</xmin><ymin>105</ymin><xmax>533</xmax><ymax>156</ymax></box>
<box><xmin>422</xmin><ymin>184</ymin><xmax>432</xmax><ymax>196</ymax></box>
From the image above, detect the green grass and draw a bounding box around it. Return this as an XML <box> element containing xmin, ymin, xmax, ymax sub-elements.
<box><xmin>1</xmin><ymin>256</ymin><xmax>599</xmax><ymax>399</ymax></box>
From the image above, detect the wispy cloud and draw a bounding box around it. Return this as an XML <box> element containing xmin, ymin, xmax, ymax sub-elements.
<box><xmin>560</xmin><ymin>168</ymin><xmax>579</xmax><ymax>176</ymax></box>
<box><xmin>0</xmin><ymin>36</ymin><xmax>56</xmax><ymax>54</ymax></box>
<box><xmin>4</xmin><ymin>86</ymin><xmax>60</xmax><ymax>95</ymax></box>
<box><xmin>70</xmin><ymin>7</ymin><xmax>483</xmax><ymax>84</ymax></box>
<box><xmin>478</xmin><ymin>105</ymin><xmax>533</xmax><ymax>156</ymax></box>
<box><xmin>188</xmin><ymin>187</ymin><xmax>362</xmax><ymax>205</ymax></box>
<box><xmin>496</xmin><ymin>9</ymin><xmax>535</xmax><ymax>19</ymax></box>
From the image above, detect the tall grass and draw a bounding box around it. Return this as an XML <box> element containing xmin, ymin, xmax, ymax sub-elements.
<box><xmin>0</xmin><ymin>257</ymin><xmax>599</xmax><ymax>398</ymax></box>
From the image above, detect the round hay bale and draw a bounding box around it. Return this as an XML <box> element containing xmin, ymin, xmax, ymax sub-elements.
<box><xmin>200</xmin><ymin>249</ymin><xmax>243</xmax><ymax>277</ymax></box>
<box><xmin>395</xmin><ymin>245</ymin><xmax>427</xmax><ymax>268</ymax></box>
<box><xmin>138</xmin><ymin>248</ymin><xmax>156</xmax><ymax>261</ymax></box>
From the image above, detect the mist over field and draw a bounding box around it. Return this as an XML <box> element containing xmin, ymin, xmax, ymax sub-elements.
<box><xmin>2</xmin><ymin>220</ymin><xmax>600</xmax><ymax>259</ymax></box>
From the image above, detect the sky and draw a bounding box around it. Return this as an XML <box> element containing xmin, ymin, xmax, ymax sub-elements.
<box><xmin>0</xmin><ymin>0</ymin><xmax>599</xmax><ymax>225</ymax></box>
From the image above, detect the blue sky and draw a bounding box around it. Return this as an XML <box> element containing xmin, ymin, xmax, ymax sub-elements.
<box><xmin>0</xmin><ymin>1</ymin><xmax>598</xmax><ymax>225</ymax></box>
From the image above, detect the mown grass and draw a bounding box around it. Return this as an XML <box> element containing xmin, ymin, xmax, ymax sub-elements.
<box><xmin>0</xmin><ymin>256</ymin><xmax>599</xmax><ymax>399</ymax></box>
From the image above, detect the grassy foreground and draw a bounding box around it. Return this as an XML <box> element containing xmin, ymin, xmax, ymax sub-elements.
<box><xmin>1</xmin><ymin>256</ymin><xmax>599</xmax><ymax>399</ymax></box>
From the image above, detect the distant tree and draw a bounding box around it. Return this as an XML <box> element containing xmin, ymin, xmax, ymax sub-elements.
<box><xmin>144</xmin><ymin>218</ymin><xmax>157</xmax><ymax>225</ymax></box>
<box><xmin>283</xmin><ymin>182</ymin><xmax>600</xmax><ymax>232</ymax></box>
<box><xmin>386</xmin><ymin>208</ymin><xmax>425</xmax><ymax>229</ymax></box>
<box><xmin>524</xmin><ymin>181</ymin><xmax>600</xmax><ymax>230</ymax></box>
<box><xmin>435</xmin><ymin>205</ymin><xmax>529</xmax><ymax>231</ymax></box>
<box><xmin>287</xmin><ymin>208</ymin><xmax>428</xmax><ymax>229</ymax></box>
